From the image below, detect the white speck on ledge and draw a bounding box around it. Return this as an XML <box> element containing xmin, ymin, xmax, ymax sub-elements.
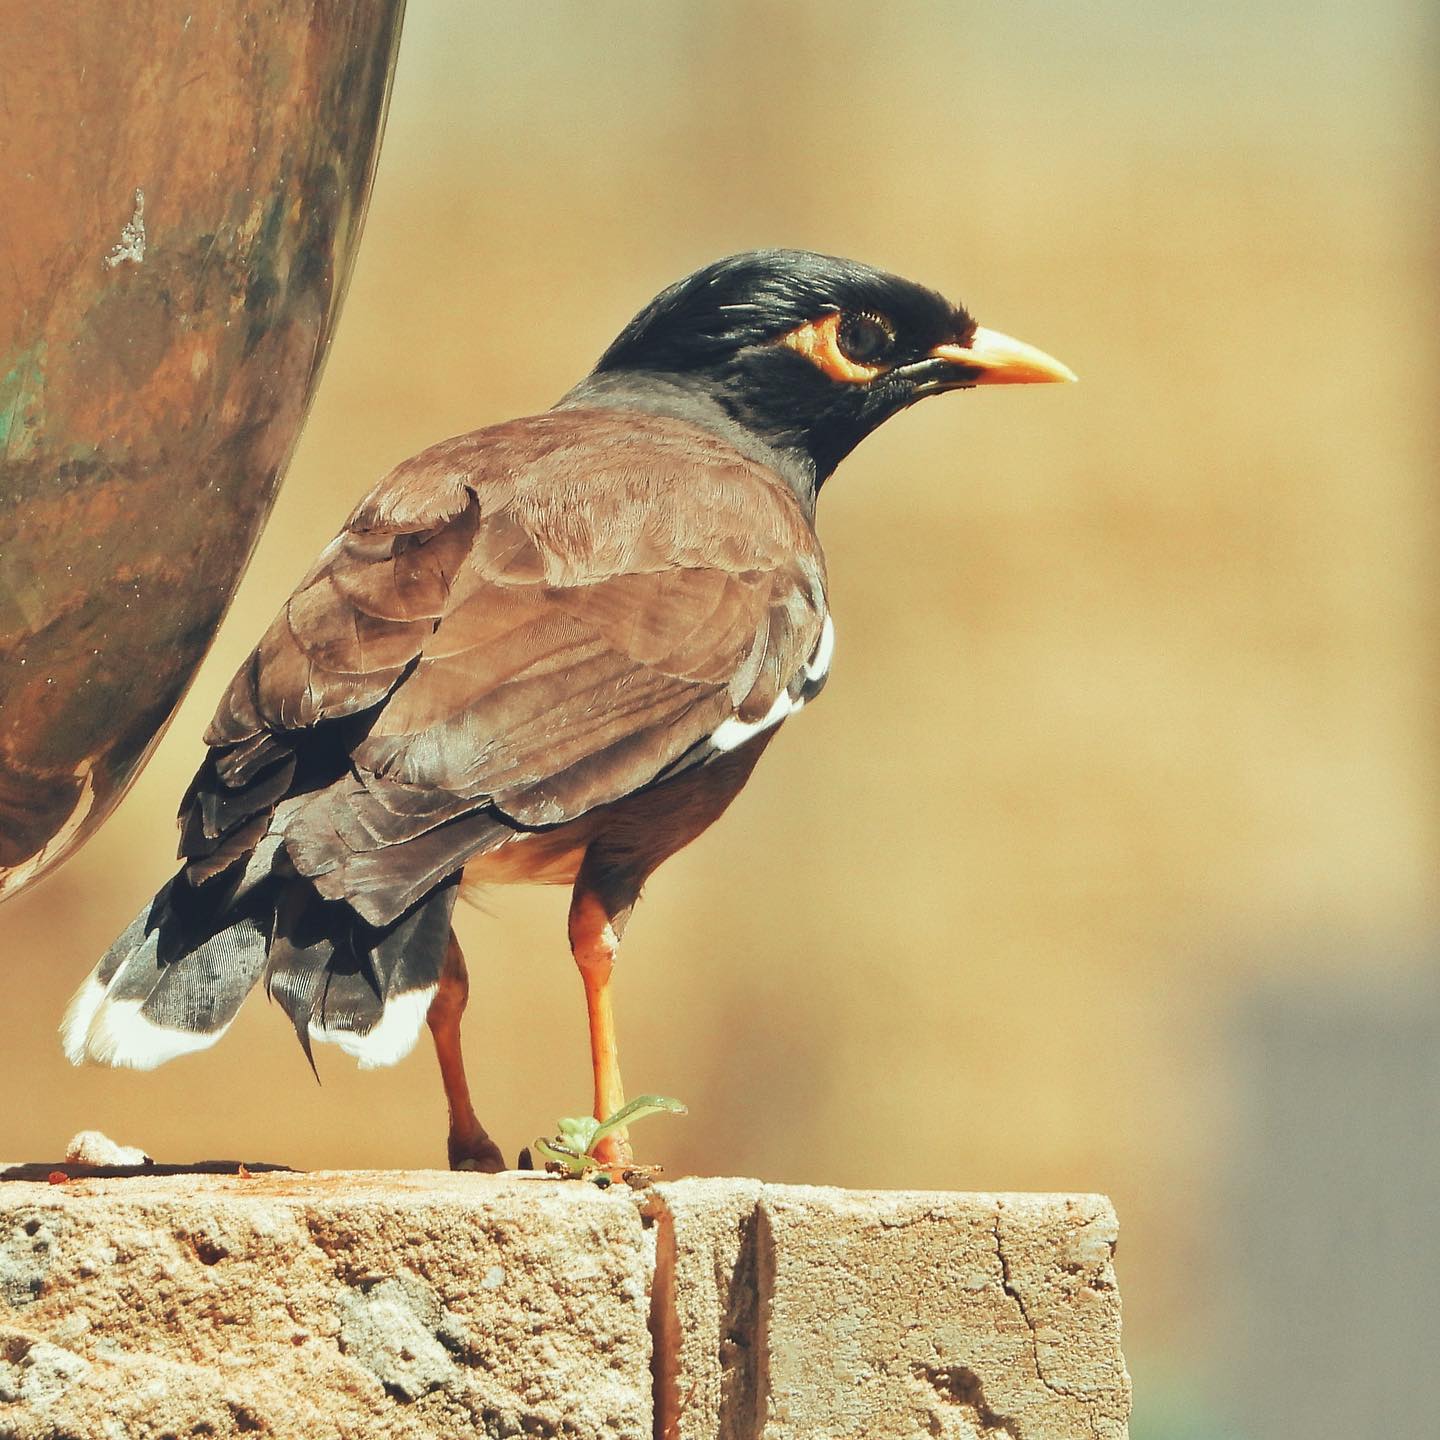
<box><xmin>103</xmin><ymin>189</ymin><xmax>146</xmax><ymax>268</ymax></box>
<box><xmin>64</xmin><ymin>1130</ymin><xmax>153</xmax><ymax>1167</ymax></box>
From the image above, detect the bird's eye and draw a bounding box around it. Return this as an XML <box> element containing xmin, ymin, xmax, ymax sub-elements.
<box><xmin>837</xmin><ymin>313</ymin><xmax>894</xmax><ymax>365</ymax></box>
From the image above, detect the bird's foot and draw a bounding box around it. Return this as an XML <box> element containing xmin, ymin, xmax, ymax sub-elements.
<box><xmin>447</xmin><ymin>1127</ymin><xmax>507</xmax><ymax>1173</ymax></box>
<box><xmin>532</xmin><ymin>1094</ymin><xmax>685</xmax><ymax>1182</ymax></box>
<box><xmin>599</xmin><ymin>1161</ymin><xmax>665</xmax><ymax>1191</ymax></box>
<box><xmin>588</xmin><ymin>1131</ymin><xmax>633</xmax><ymax>1169</ymax></box>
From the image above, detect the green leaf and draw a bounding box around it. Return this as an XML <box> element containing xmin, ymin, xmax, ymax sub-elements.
<box><xmin>588</xmin><ymin>1094</ymin><xmax>688</xmax><ymax>1153</ymax></box>
<box><xmin>555</xmin><ymin>1114</ymin><xmax>601</xmax><ymax>1152</ymax></box>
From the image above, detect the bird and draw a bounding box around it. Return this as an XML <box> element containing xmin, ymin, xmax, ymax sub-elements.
<box><xmin>61</xmin><ymin>249</ymin><xmax>1073</xmax><ymax>1172</ymax></box>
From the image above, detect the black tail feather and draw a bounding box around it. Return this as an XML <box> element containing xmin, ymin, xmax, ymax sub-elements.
<box><xmin>265</xmin><ymin>870</ymin><xmax>460</xmax><ymax>1066</ymax></box>
<box><xmin>72</xmin><ymin>860</ymin><xmax>459</xmax><ymax>1073</ymax></box>
<box><xmin>63</xmin><ymin>873</ymin><xmax>278</xmax><ymax>1068</ymax></box>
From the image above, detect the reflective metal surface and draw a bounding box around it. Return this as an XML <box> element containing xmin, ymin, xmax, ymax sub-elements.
<box><xmin>0</xmin><ymin>1</ymin><xmax>406</xmax><ymax>901</ymax></box>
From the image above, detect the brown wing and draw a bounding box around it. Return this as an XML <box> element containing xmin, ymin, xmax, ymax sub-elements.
<box><xmin>188</xmin><ymin>409</ymin><xmax>826</xmax><ymax>926</ymax></box>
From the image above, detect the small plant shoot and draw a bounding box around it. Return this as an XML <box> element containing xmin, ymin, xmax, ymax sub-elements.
<box><xmin>533</xmin><ymin>1095</ymin><xmax>687</xmax><ymax>1182</ymax></box>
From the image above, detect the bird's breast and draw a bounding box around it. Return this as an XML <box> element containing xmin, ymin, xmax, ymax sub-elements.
<box><xmin>461</xmin><ymin>827</ymin><xmax>591</xmax><ymax>893</ymax></box>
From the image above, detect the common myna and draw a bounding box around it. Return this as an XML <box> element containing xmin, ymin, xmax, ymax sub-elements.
<box><xmin>63</xmin><ymin>250</ymin><xmax>1073</xmax><ymax>1170</ymax></box>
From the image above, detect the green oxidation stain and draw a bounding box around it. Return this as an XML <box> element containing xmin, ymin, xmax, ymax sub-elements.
<box><xmin>0</xmin><ymin>343</ymin><xmax>46</xmax><ymax>453</ymax></box>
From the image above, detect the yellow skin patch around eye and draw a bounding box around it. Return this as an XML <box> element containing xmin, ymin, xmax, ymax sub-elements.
<box><xmin>777</xmin><ymin>312</ymin><xmax>886</xmax><ymax>385</ymax></box>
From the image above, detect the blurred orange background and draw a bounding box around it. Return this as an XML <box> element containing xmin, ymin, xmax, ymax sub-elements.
<box><xmin>4</xmin><ymin>4</ymin><xmax>1437</xmax><ymax>1434</ymax></box>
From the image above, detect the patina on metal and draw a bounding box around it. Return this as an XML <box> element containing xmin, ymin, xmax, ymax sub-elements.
<box><xmin>0</xmin><ymin>1</ymin><xmax>407</xmax><ymax>902</ymax></box>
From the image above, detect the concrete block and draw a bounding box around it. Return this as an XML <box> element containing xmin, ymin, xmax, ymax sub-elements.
<box><xmin>648</xmin><ymin>1182</ymin><xmax>1130</xmax><ymax>1439</ymax></box>
<box><xmin>0</xmin><ymin>1170</ymin><xmax>1129</xmax><ymax>1438</ymax></box>
<box><xmin>0</xmin><ymin>1171</ymin><xmax>652</xmax><ymax>1440</ymax></box>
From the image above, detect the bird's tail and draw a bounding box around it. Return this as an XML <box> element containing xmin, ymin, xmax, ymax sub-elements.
<box><xmin>62</xmin><ymin>874</ymin><xmax>275</xmax><ymax>1069</ymax></box>
<box><xmin>63</xmin><ymin>870</ymin><xmax>460</xmax><ymax>1072</ymax></box>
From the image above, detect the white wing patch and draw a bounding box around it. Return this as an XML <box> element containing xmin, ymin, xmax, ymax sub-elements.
<box><xmin>804</xmin><ymin>613</ymin><xmax>835</xmax><ymax>684</ymax></box>
<box><xmin>710</xmin><ymin>689</ymin><xmax>802</xmax><ymax>751</ymax></box>
<box><xmin>709</xmin><ymin>613</ymin><xmax>834</xmax><ymax>752</ymax></box>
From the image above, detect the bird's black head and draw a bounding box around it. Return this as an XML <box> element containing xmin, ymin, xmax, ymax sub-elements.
<box><xmin>581</xmin><ymin>249</ymin><xmax>1074</xmax><ymax>483</ymax></box>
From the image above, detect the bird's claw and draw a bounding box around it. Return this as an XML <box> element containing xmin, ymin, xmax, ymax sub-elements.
<box><xmin>448</xmin><ymin>1132</ymin><xmax>507</xmax><ymax>1173</ymax></box>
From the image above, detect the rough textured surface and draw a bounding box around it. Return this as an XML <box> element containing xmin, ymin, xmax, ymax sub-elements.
<box><xmin>0</xmin><ymin>1172</ymin><xmax>1129</xmax><ymax>1439</ymax></box>
<box><xmin>648</xmin><ymin>1182</ymin><xmax>1130</xmax><ymax>1440</ymax></box>
<box><xmin>0</xmin><ymin>1172</ymin><xmax>651</xmax><ymax>1440</ymax></box>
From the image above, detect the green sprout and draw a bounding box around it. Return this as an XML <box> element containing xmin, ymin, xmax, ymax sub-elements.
<box><xmin>532</xmin><ymin>1094</ymin><xmax>687</xmax><ymax>1184</ymax></box>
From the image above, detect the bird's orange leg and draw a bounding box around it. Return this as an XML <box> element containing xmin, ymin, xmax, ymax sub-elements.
<box><xmin>568</xmin><ymin>882</ymin><xmax>633</xmax><ymax>1168</ymax></box>
<box><xmin>427</xmin><ymin>930</ymin><xmax>506</xmax><ymax>1172</ymax></box>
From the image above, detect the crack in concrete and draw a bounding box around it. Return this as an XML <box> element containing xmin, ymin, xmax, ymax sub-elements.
<box><xmin>644</xmin><ymin>1197</ymin><xmax>680</xmax><ymax>1440</ymax></box>
<box><xmin>991</xmin><ymin>1211</ymin><xmax>1070</xmax><ymax>1401</ymax></box>
<box><xmin>643</xmin><ymin>1190</ymin><xmax>774</xmax><ymax>1440</ymax></box>
<box><xmin>717</xmin><ymin>1200</ymin><xmax>773</xmax><ymax>1440</ymax></box>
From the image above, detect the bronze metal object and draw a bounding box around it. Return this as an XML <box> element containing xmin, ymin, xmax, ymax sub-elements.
<box><xmin>0</xmin><ymin>1</ymin><xmax>407</xmax><ymax>901</ymax></box>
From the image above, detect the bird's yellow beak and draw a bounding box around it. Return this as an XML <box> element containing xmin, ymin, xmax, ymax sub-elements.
<box><xmin>929</xmin><ymin>327</ymin><xmax>1077</xmax><ymax>385</ymax></box>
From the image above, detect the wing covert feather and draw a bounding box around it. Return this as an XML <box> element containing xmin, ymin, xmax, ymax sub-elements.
<box><xmin>193</xmin><ymin>410</ymin><xmax>827</xmax><ymax>924</ymax></box>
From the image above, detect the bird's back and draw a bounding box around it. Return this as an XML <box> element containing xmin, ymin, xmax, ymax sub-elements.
<box><xmin>69</xmin><ymin>408</ymin><xmax>829</xmax><ymax>1072</ymax></box>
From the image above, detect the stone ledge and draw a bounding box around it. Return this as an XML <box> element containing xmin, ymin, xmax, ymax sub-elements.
<box><xmin>0</xmin><ymin>1171</ymin><xmax>1129</xmax><ymax>1438</ymax></box>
